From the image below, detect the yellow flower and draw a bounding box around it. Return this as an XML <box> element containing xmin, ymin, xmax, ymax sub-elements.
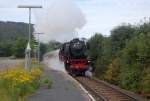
<box><xmin>0</xmin><ymin>68</ymin><xmax>42</xmax><ymax>87</ymax></box>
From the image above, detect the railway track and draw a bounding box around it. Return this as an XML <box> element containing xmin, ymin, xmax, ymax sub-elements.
<box><xmin>75</xmin><ymin>77</ymin><xmax>139</xmax><ymax>101</ymax></box>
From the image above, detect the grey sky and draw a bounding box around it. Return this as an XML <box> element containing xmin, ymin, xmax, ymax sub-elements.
<box><xmin>0</xmin><ymin>0</ymin><xmax>150</xmax><ymax>38</ymax></box>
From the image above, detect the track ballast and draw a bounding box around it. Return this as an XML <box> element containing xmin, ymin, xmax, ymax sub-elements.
<box><xmin>75</xmin><ymin>77</ymin><xmax>139</xmax><ymax>101</ymax></box>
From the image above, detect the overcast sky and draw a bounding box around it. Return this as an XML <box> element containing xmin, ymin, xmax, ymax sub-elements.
<box><xmin>0</xmin><ymin>0</ymin><xmax>150</xmax><ymax>38</ymax></box>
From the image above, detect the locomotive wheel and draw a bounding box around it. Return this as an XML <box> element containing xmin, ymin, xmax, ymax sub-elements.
<box><xmin>73</xmin><ymin>71</ymin><xmax>85</xmax><ymax>76</ymax></box>
<box><xmin>70</xmin><ymin>69</ymin><xmax>77</xmax><ymax>77</ymax></box>
<box><xmin>81</xmin><ymin>71</ymin><xmax>85</xmax><ymax>76</ymax></box>
<box><xmin>64</xmin><ymin>63</ymin><xmax>75</xmax><ymax>76</ymax></box>
<box><xmin>64</xmin><ymin>62</ymin><xmax>69</xmax><ymax>71</ymax></box>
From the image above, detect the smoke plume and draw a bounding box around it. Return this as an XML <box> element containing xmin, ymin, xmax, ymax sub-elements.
<box><xmin>34</xmin><ymin>0</ymin><xmax>86</xmax><ymax>43</ymax></box>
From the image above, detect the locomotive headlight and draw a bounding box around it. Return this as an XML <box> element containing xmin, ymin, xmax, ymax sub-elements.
<box><xmin>88</xmin><ymin>60</ymin><xmax>91</xmax><ymax>63</ymax></box>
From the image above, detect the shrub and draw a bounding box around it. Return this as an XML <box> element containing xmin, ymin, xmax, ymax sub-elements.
<box><xmin>140</xmin><ymin>67</ymin><xmax>150</xmax><ymax>96</ymax></box>
<box><xmin>104</xmin><ymin>58</ymin><xmax>121</xmax><ymax>84</ymax></box>
<box><xmin>119</xmin><ymin>64</ymin><xmax>142</xmax><ymax>93</ymax></box>
<box><xmin>43</xmin><ymin>78</ymin><xmax>52</xmax><ymax>89</ymax></box>
<box><xmin>0</xmin><ymin>68</ymin><xmax>42</xmax><ymax>101</ymax></box>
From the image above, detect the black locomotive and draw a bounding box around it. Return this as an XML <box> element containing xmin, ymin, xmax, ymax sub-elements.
<box><xmin>59</xmin><ymin>38</ymin><xmax>91</xmax><ymax>76</ymax></box>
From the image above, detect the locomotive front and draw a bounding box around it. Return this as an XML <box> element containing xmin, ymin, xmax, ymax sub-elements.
<box><xmin>70</xmin><ymin>38</ymin><xmax>86</xmax><ymax>58</ymax></box>
<box><xmin>59</xmin><ymin>38</ymin><xmax>91</xmax><ymax>76</ymax></box>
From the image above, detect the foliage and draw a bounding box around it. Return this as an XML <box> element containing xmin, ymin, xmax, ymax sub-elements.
<box><xmin>0</xmin><ymin>68</ymin><xmax>42</xmax><ymax>101</ymax></box>
<box><xmin>42</xmin><ymin>77</ymin><xmax>53</xmax><ymax>89</ymax></box>
<box><xmin>0</xmin><ymin>21</ymin><xmax>32</xmax><ymax>43</ymax></box>
<box><xmin>47</xmin><ymin>40</ymin><xmax>62</xmax><ymax>52</ymax></box>
<box><xmin>119</xmin><ymin>63</ymin><xmax>142</xmax><ymax>92</ymax></box>
<box><xmin>0</xmin><ymin>21</ymin><xmax>62</xmax><ymax>59</ymax></box>
<box><xmin>0</xmin><ymin>42</ymin><xmax>14</xmax><ymax>56</ymax></box>
<box><xmin>111</xmin><ymin>24</ymin><xmax>135</xmax><ymax>55</ymax></box>
<box><xmin>88</xmin><ymin>33</ymin><xmax>104</xmax><ymax>73</ymax></box>
<box><xmin>39</xmin><ymin>43</ymin><xmax>48</xmax><ymax>61</ymax></box>
<box><xmin>104</xmin><ymin>58</ymin><xmax>121</xmax><ymax>84</ymax></box>
<box><xmin>120</xmin><ymin>32</ymin><xmax>150</xmax><ymax>93</ymax></box>
<box><xmin>140</xmin><ymin>67</ymin><xmax>150</xmax><ymax>95</ymax></box>
<box><xmin>88</xmin><ymin>21</ymin><xmax>150</xmax><ymax>96</ymax></box>
<box><xmin>88</xmin><ymin>33</ymin><xmax>112</xmax><ymax>78</ymax></box>
<box><xmin>0</xmin><ymin>21</ymin><xmax>34</xmax><ymax>57</ymax></box>
<box><xmin>13</xmin><ymin>38</ymin><xmax>28</xmax><ymax>57</ymax></box>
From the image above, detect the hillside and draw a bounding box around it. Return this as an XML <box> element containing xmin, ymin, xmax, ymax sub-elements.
<box><xmin>0</xmin><ymin>21</ymin><xmax>34</xmax><ymax>42</ymax></box>
<box><xmin>0</xmin><ymin>21</ymin><xmax>34</xmax><ymax>57</ymax></box>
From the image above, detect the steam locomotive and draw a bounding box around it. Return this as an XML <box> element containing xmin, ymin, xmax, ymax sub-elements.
<box><xmin>59</xmin><ymin>38</ymin><xmax>91</xmax><ymax>76</ymax></box>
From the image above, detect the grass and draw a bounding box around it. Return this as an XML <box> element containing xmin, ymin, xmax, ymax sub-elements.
<box><xmin>0</xmin><ymin>59</ymin><xmax>52</xmax><ymax>101</ymax></box>
<box><xmin>42</xmin><ymin>77</ymin><xmax>53</xmax><ymax>89</ymax></box>
<box><xmin>0</xmin><ymin>88</ymin><xmax>11</xmax><ymax>101</ymax></box>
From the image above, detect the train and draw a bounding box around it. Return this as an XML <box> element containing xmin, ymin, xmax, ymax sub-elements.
<box><xmin>59</xmin><ymin>38</ymin><xmax>92</xmax><ymax>76</ymax></box>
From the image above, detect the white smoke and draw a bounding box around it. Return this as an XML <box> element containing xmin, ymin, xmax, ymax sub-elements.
<box><xmin>34</xmin><ymin>0</ymin><xmax>86</xmax><ymax>43</ymax></box>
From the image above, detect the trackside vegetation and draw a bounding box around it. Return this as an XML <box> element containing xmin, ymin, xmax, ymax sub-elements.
<box><xmin>88</xmin><ymin>21</ymin><xmax>150</xmax><ymax>97</ymax></box>
<box><xmin>0</xmin><ymin>68</ymin><xmax>42</xmax><ymax>101</ymax></box>
<box><xmin>0</xmin><ymin>60</ymin><xmax>52</xmax><ymax>101</ymax></box>
<box><xmin>0</xmin><ymin>21</ymin><xmax>42</xmax><ymax>59</ymax></box>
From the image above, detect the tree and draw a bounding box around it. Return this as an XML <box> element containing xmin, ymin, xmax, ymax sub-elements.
<box><xmin>95</xmin><ymin>37</ymin><xmax>112</xmax><ymax>78</ymax></box>
<box><xmin>39</xmin><ymin>43</ymin><xmax>48</xmax><ymax>61</ymax></box>
<box><xmin>120</xmin><ymin>33</ymin><xmax>150</xmax><ymax>93</ymax></box>
<box><xmin>111</xmin><ymin>24</ymin><xmax>135</xmax><ymax>55</ymax></box>
<box><xmin>13</xmin><ymin>38</ymin><xmax>28</xmax><ymax>57</ymax></box>
<box><xmin>0</xmin><ymin>42</ymin><xmax>13</xmax><ymax>56</ymax></box>
<box><xmin>87</xmin><ymin>21</ymin><xmax>150</xmax><ymax>95</ymax></box>
<box><xmin>104</xmin><ymin>58</ymin><xmax>121</xmax><ymax>85</ymax></box>
<box><xmin>0</xmin><ymin>21</ymin><xmax>34</xmax><ymax>57</ymax></box>
<box><xmin>88</xmin><ymin>33</ymin><xmax>103</xmax><ymax>64</ymax></box>
<box><xmin>141</xmin><ymin>67</ymin><xmax>150</xmax><ymax>95</ymax></box>
<box><xmin>47</xmin><ymin>40</ymin><xmax>62</xmax><ymax>52</ymax></box>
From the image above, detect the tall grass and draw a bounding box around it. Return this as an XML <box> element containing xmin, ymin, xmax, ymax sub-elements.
<box><xmin>0</xmin><ymin>59</ymin><xmax>42</xmax><ymax>101</ymax></box>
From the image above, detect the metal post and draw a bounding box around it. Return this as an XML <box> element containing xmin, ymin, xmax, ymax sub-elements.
<box><xmin>29</xmin><ymin>8</ymin><xmax>31</xmax><ymax>43</ymax></box>
<box><xmin>34</xmin><ymin>33</ymin><xmax>43</xmax><ymax>68</ymax></box>
<box><xmin>35</xmin><ymin>49</ymin><xmax>37</xmax><ymax>60</ymax></box>
<box><xmin>34</xmin><ymin>45</ymin><xmax>38</xmax><ymax>61</ymax></box>
<box><xmin>28</xmin><ymin>8</ymin><xmax>31</xmax><ymax>70</ymax></box>
<box><xmin>38</xmin><ymin>34</ymin><xmax>40</xmax><ymax>68</ymax></box>
<box><xmin>18</xmin><ymin>5</ymin><xmax>42</xmax><ymax>70</ymax></box>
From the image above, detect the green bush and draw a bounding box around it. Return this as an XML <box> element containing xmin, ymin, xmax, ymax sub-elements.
<box><xmin>0</xmin><ymin>68</ymin><xmax>42</xmax><ymax>101</ymax></box>
<box><xmin>140</xmin><ymin>67</ymin><xmax>150</xmax><ymax>95</ymax></box>
<box><xmin>104</xmin><ymin>58</ymin><xmax>121</xmax><ymax>85</ymax></box>
<box><xmin>119</xmin><ymin>64</ymin><xmax>142</xmax><ymax>92</ymax></box>
<box><xmin>88</xmin><ymin>21</ymin><xmax>150</xmax><ymax>96</ymax></box>
<box><xmin>43</xmin><ymin>78</ymin><xmax>53</xmax><ymax>89</ymax></box>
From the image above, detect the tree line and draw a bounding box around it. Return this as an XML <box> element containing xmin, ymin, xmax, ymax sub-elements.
<box><xmin>0</xmin><ymin>21</ymin><xmax>61</xmax><ymax>59</ymax></box>
<box><xmin>88</xmin><ymin>21</ymin><xmax>150</xmax><ymax>96</ymax></box>
<box><xmin>0</xmin><ymin>21</ymin><xmax>33</xmax><ymax>57</ymax></box>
